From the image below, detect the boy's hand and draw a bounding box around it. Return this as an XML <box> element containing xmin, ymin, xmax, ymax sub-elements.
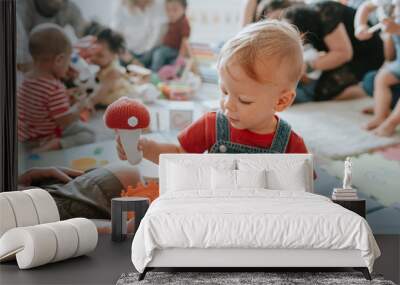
<box><xmin>355</xmin><ymin>24</ymin><xmax>373</xmax><ymax>40</ymax></box>
<box><xmin>116</xmin><ymin>135</ymin><xmax>154</xmax><ymax>161</ymax></box>
<box><xmin>137</xmin><ymin>137</ymin><xmax>154</xmax><ymax>154</ymax></box>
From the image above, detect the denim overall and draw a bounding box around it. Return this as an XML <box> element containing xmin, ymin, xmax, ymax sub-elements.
<box><xmin>209</xmin><ymin>112</ymin><xmax>292</xmax><ymax>154</ymax></box>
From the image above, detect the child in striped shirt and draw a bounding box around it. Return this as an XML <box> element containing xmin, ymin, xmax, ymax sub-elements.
<box><xmin>18</xmin><ymin>23</ymin><xmax>95</xmax><ymax>152</ymax></box>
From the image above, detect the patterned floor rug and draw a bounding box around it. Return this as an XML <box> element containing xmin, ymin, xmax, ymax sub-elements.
<box><xmin>116</xmin><ymin>271</ymin><xmax>395</xmax><ymax>285</ymax></box>
<box><xmin>279</xmin><ymin>98</ymin><xmax>400</xmax><ymax>159</ymax></box>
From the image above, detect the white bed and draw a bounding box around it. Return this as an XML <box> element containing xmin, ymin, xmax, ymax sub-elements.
<box><xmin>131</xmin><ymin>154</ymin><xmax>380</xmax><ymax>280</ymax></box>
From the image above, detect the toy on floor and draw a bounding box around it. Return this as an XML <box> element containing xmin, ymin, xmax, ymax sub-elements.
<box><xmin>93</xmin><ymin>147</ymin><xmax>103</xmax><ymax>156</ymax></box>
<box><xmin>79</xmin><ymin>108</ymin><xmax>91</xmax><ymax>122</ymax></box>
<box><xmin>69</xmin><ymin>52</ymin><xmax>100</xmax><ymax>123</ymax></box>
<box><xmin>127</xmin><ymin>64</ymin><xmax>151</xmax><ymax>84</ymax></box>
<box><xmin>158</xmin><ymin>56</ymin><xmax>186</xmax><ymax>81</ymax></box>
<box><xmin>71</xmin><ymin>157</ymin><xmax>98</xmax><ymax>171</ymax></box>
<box><xmin>121</xmin><ymin>181</ymin><xmax>159</xmax><ymax>203</ymax></box>
<box><xmin>158</xmin><ymin>82</ymin><xmax>194</xmax><ymax>100</ymax></box>
<box><xmin>70</xmin><ymin>52</ymin><xmax>100</xmax><ymax>95</ymax></box>
<box><xmin>28</xmin><ymin>154</ymin><xmax>41</xmax><ymax>161</ymax></box>
<box><xmin>104</xmin><ymin>97</ymin><xmax>150</xmax><ymax>165</ymax></box>
<box><xmin>70</xmin><ymin>157</ymin><xmax>109</xmax><ymax>171</ymax></box>
<box><xmin>134</xmin><ymin>83</ymin><xmax>160</xmax><ymax>103</ymax></box>
<box><xmin>157</xmin><ymin>57</ymin><xmax>201</xmax><ymax>101</ymax></box>
<box><xmin>126</xmin><ymin>65</ymin><xmax>160</xmax><ymax>103</ymax></box>
<box><xmin>120</xmin><ymin>181</ymin><xmax>160</xmax><ymax>220</ymax></box>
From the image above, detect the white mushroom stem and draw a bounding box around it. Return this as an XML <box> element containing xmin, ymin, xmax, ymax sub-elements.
<box><xmin>118</xmin><ymin>129</ymin><xmax>143</xmax><ymax>165</ymax></box>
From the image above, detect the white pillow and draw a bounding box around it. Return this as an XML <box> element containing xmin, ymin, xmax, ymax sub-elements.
<box><xmin>238</xmin><ymin>159</ymin><xmax>310</xmax><ymax>192</ymax></box>
<box><xmin>266</xmin><ymin>163</ymin><xmax>308</xmax><ymax>191</ymax></box>
<box><xmin>211</xmin><ymin>169</ymin><xmax>267</xmax><ymax>190</ymax></box>
<box><xmin>167</xmin><ymin>162</ymin><xmax>211</xmax><ymax>191</ymax></box>
<box><xmin>211</xmin><ymin>168</ymin><xmax>236</xmax><ymax>190</ymax></box>
<box><xmin>237</xmin><ymin>169</ymin><xmax>267</xmax><ymax>189</ymax></box>
<box><xmin>166</xmin><ymin>159</ymin><xmax>236</xmax><ymax>192</ymax></box>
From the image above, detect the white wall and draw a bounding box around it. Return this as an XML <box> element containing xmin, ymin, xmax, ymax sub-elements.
<box><xmin>72</xmin><ymin>0</ymin><xmax>244</xmax><ymax>43</ymax></box>
<box><xmin>72</xmin><ymin>0</ymin><xmax>117</xmax><ymax>27</ymax></box>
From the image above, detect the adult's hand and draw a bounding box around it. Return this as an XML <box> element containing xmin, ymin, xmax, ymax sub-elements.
<box><xmin>18</xmin><ymin>167</ymin><xmax>84</xmax><ymax>187</ymax></box>
<box><xmin>382</xmin><ymin>18</ymin><xmax>400</xmax><ymax>35</ymax></box>
<box><xmin>355</xmin><ymin>24</ymin><xmax>373</xmax><ymax>41</ymax></box>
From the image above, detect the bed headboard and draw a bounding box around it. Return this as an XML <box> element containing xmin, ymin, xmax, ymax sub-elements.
<box><xmin>159</xmin><ymin>154</ymin><xmax>314</xmax><ymax>195</ymax></box>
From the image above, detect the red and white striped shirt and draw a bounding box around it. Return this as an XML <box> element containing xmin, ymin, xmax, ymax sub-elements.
<box><xmin>17</xmin><ymin>77</ymin><xmax>70</xmax><ymax>142</ymax></box>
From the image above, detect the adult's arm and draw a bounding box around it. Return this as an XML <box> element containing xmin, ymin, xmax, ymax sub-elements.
<box><xmin>66</xmin><ymin>1</ymin><xmax>88</xmax><ymax>37</ymax></box>
<box><xmin>179</xmin><ymin>38</ymin><xmax>192</xmax><ymax>58</ymax></box>
<box><xmin>18</xmin><ymin>167</ymin><xmax>83</xmax><ymax>187</ymax></box>
<box><xmin>240</xmin><ymin>0</ymin><xmax>258</xmax><ymax>27</ymax></box>
<box><xmin>312</xmin><ymin>23</ymin><xmax>353</xmax><ymax>71</ymax></box>
<box><xmin>354</xmin><ymin>1</ymin><xmax>377</xmax><ymax>40</ymax></box>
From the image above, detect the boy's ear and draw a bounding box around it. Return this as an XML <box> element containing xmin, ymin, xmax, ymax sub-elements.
<box><xmin>54</xmin><ymin>53</ymin><xmax>66</xmax><ymax>65</ymax></box>
<box><xmin>275</xmin><ymin>89</ymin><xmax>295</xmax><ymax>112</ymax></box>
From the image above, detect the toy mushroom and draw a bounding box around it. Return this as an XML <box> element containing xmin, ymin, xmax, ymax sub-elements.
<box><xmin>104</xmin><ymin>97</ymin><xmax>150</xmax><ymax>165</ymax></box>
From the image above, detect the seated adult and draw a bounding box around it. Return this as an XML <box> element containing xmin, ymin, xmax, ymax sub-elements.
<box><xmin>259</xmin><ymin>0</ymin><xmax>385</xmax><ymax>102</ymax></box>
<box><xmin>16</xmin><ymin>0</ymin><xmax>87</xmax><ymax>70</ymax></box>
<box><xmin>111</xmin><ymin>0</ymin><xmax>168</xmax><ymax>66</ymax></box>
<box><xmin>18</xmin><ymin>163</ymin><xmax>142</xmax><ymax>220</ymax></box>
<box><xmin>17</xmin><ymin>0</ymin><xmax>87</xmax><ymax>37</ymax></box>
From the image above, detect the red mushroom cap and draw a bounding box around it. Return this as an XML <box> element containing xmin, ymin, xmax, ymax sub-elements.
<box><xmin>104</xmin><ymin>97</ymin><xmax>150</xmax><ymax>130</ymax></box>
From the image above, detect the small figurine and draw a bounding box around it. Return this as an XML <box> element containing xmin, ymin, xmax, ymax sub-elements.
<box><xmin>342</xmin><ymin>157</ymin><xmax>352</xmax><ymax>189</ymax></box>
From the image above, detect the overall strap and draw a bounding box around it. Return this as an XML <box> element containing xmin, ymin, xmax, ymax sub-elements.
<box><xmin>216</xmin><ymin>111</ymin><xmax>230</xmax><ymax>142</ymax></box>
<box><xmin>269</xmin><ymin>118</ymin><xmax>292</xmax><ymax>153</ymax></box>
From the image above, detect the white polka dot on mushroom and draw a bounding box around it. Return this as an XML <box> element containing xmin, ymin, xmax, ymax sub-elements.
<box><xmin>128</xmin><ymin>116</ymin><xmax>138</xmax><ymax>128</ymax></box>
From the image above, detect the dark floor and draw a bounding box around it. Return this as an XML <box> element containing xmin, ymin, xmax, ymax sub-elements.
<box><xmin>0</xmin><ymin>234</ymin><xmax>134</xmax><ymax>285</ymax></box>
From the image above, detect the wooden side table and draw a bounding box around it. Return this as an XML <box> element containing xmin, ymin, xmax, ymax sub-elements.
<box><xmin>111</xmin><ymin>197</ymin><xmax>150</xmax><ymax>242</ymax></box>
<box><xmin>332</xmin><ymin>199</ymin><xmax>366</xmax><ymax>218</ymax></box>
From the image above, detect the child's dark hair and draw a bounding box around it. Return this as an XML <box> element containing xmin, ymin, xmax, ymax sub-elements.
<box><xmin>166</xmin><ymin>0</ymin><xmax>187</xmax><ymax>8</ymax></box>
<box><xmin>256</xmin><ymin>0</ymin><xmax>294</xmax><ymax>21</ymax></box>
<box><xmin>96</xmin><ymin>28</ymin><xmax>126</xmax><ymax>54</ymax></box>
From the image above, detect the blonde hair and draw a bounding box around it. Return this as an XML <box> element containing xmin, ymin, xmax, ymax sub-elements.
<box><xmin>218</xmin><ymin>20</ymin><xmax>303</xmax><ymax>87</ymax></box>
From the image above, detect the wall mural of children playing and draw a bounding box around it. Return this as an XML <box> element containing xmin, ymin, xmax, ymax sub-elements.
<box><xmin>116</xmin><ymin>20</ymin><xmax>309</xmax><ymax>164</ymax></box>
<box><xmin>355</xmin><ymin>0</ymin><xmax>400</xmax><ymax>137</ymax></box>
<box><xmin>84</xmin><ymin>28</ymin><xmax>140</xmax><ymax>107</ymax></box>
<box><xmin>12</xmin><ymin>0</ymin><xmax>400</xmax><ymax>241</ymax></box>
<box><xmin>143</xmin><ymin>0</ymin><xmax>191</xmax><ymax>72</ymax></box>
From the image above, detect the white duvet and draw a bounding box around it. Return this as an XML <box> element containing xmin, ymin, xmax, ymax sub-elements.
<box><xmin>131</xmin><ymin>190</ymin><xmax>380</xmax><ymax>273</ymax></box>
